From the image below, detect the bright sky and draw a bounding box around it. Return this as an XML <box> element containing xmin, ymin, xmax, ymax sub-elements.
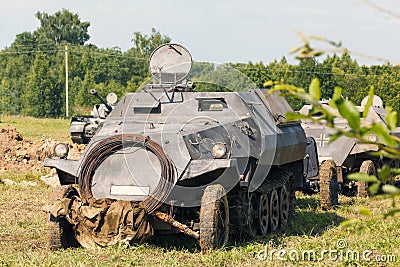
<box><xmin>0</xmin><ymin>0</ymin><xmax>399</xmax><ymax>65</ymax></box>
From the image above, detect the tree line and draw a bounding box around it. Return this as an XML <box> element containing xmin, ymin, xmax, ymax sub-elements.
<box><xmin>1</xmin><ymin>9</ymin><xmax>399</xmax><ymax>119</ymax></box>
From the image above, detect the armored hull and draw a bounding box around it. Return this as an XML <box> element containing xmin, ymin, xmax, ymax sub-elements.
<box><xmin>44</xmin><ymin>43</ymin><xmax>317</xmax><ymax>250</ymax></box>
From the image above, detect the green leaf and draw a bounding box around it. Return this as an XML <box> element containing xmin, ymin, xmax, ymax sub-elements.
<box><xmin>331</xmin><ymin>86</ymin><xmax>342</xmax><ymax>104</ymax></box>
<box><xmin>390</xmin><ymin>168</ymin><xmax>400</xmax><ymax>175</ymax></box>
<box><xmin>288</xmin><ymin>46</ymin><xmax>303</xmax><ymax>54</ymax></box>
<box><xmin>370</xmin><ymin>123</ymin><xmax>398</xmax><ymax>147</ymax></box>
<box><xmin>362</xmin><ymin>86</ymin><xmax>374</xmax><ymax>118</ymax></box>
<box><xmin>297</xmin><ymin>31</ymin><xmax>310</xmax><ymax>45</ymax></box>
<box><xmin>340</xmin><ymin>218</ymin><xmax>360</xmax><ymax>228</ymax></box>
<box><xmin>385</xmin><ymin>106</ymin><xmax>397</xmax><ymax>132</ymax></box>
<box><xmin>263</xmin><ymin>80</ymin><xmax>274</xmax><ymax>87</ymax></box>
<box><xmin>336</xmin><ymin>99</ymin><xmax>361</xmax><ymax>131</ymax></box>
<box><xmin>285</xmin><ymin>112</ymin><xmax>309</xmax><ymax>121</ymax></box>
<box><xmin>378</xmin><ymin>164</ymin><xmax>391</xmax><ymax>181</ymax></box>
<box><xmin>309</xmin><ymin>78</ymin><xmax>321</xmax><ymax>101</ymax></box>
<box><xmin>358</xmin><ymin>207</ymin><xmax>371</xmax><ymax>216</ymax></box>
<box><xmin>382</xmin><ymin>185</ymin><xmax>400</xmax><ymax>195</ymax></box>
<box><xmin>310</xmin><ymin>35</ymin><xmax>324</xmax><ymax>41</ymax></box>
<box><xmin>368</xmin><ymin>183</ymin><xmax>380</xmax><ymax>195</ymax></box>
<box><xmin>347</xmin><ymin>173</ymin><xmax>378</xmax><ymax>182</ymax></box>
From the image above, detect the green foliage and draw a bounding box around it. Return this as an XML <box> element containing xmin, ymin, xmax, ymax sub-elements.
<box><xmin>22</xmin><ymin>53</ymin><xmax>61</xmax><ymax>118</ymax></box>
<box><xmin>131</xmin><ymin>28</ymin><xmax>171</xmax><ymax>56</ymax></box>
<box><xmin>192</xmin><ymin>63</ymin><xmax>255</xmax><ymax>92</ymax></box>
<box><xmin>0</xmin><ymin>9</ymin><xmax>171</xmax><ymax>117</ymax></box>
<box><xmin>35</xmin><ymin>9</ymin><xmax>90</xmax><ymax>45</ymax></box>
<box><xmin>1</xmin><ymin>10</ymin><xmax>400</xmax><ymax>120</ymax></box>
<box><xmin>269</xmin><ymin>78</ymin><xmax>400</xmax><ymax>221</ymax></box>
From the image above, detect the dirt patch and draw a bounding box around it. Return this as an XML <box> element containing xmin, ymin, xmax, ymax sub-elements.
<box><xmin>0</xmin><ymin>125</ymin><xmax>84</xmax><ymax>173</ymax></box>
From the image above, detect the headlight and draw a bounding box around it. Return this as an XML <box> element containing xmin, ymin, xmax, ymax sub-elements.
<box><xmin>54</xmin><ymin>143</ymin><xmax>69</xmax><ymax>158</ymax></box>
<box><xmin>212</xmin><ymin>142</ymin><xmax>226</xmax><ymax>159</ymax></box>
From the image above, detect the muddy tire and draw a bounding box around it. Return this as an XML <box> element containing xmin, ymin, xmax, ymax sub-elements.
<box><xmin>269</xmin><ymin>189</ymin><xmax>279</xmax><ymax>231</ymax></box>
<box><xmin>247</xmin><ymin>192</ymin><xmax>259</xmax><ymax>238</ymax></box>
<box><xmin>228</xmin><ymin>187</ymin><xmax>258</xmax><ymax>240</ymax></box>
<box><xmin>358</xmin><ymin>160</ymin><xmax>375</xmax><ymax>197</ymax></box>
<box><xmin>47</xmin><ymin>185</ymin><xmax>80</xmax><ymax>250</ymax></box>
<box><xmin>258</xmin><ymin>193</ymin><xmax>269</xmax><ymax>235</ymax></box>
<box><xmin>199</xmin><ymin>184</ymin><xmax>229</xmax><ymax>250</ymax></box>
<box><xmin>319</xmin><ymin>160</ymin><xmax>339</xmax><ymax>209</ymax></box>
<box><xmin>279</xmin><ymin>185</ymin><xmax>290</xmax><ymax>226</ymax></box>
<box><xmin>228</xmin><ymin>187</ymin><xmax>248</xmax><ymax>240</ymax></box>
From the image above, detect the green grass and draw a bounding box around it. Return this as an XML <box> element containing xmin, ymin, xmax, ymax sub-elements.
<box><xmin>0</xmin><ymin>116</ymin><xmax>70</xmax><ymax>142</ymax></box>
<box><xmin>0</xmin><ymin>175</ymin><xmax>399</xmax><ymax>267</ymax></box>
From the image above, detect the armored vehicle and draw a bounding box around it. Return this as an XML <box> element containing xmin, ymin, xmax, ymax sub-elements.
<box><xmin>69</xmin><ymin>89</ymin><xmax>117</xmax><ymax>144</ymax></box>
<box><xmin>44</xmin><ymin>43</ymin><xmax>318</xmax><ymax>250</ymax></box>
<box><xmin>300</xmin><ymin>97</ymin><xmax>400</xmax><ymax>200</ymax></box>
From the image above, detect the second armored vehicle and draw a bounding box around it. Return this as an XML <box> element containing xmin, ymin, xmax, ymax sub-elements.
<box><xmin>69</xmin><ymin>89</ymin><xmax>117</xmax><ymax>144</ymax></box>
<box><xmin>300</xmin><ymin>97</ymin><xmax>400</xmax><ymax>201</ymax></box>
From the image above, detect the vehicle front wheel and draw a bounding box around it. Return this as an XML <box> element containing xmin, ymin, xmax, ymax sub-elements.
<box><xmin>319</xmin><ymin>160</ymin><xmax>339</xmax><ymax>209</ymax></box>
<box><xmin>199</xmin><ymin>184</ymin><xmax>229</xmax><ymax>250</ymax></box>
<box><xmin>358</xmin><ymin>160</ymin><xmax>375</xmax><ymax>197</ymax></box>
<box><xmin>47</xmin><ymin>185</ymin><xmax>80</xmax><ymax>250</ymax></box>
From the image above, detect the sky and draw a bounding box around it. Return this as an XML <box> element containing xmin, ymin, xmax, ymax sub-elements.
<box><xmin>0</xmin><ymin>0</ymin><xmax>399</xmax><ymax>65</ymax></box>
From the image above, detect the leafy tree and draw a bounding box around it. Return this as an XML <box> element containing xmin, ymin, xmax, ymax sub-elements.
<box><xmin>131</xmin><ymin>28</ymin><xmax>171</xmax><ymax>56</ymax></box>
<box><xmin>75</xmin><ymin>71</ymin><xmax>96</xmax><ymax>107</ymax></box>
<box><xmin>23</xmin><ymin>53</ymin><xmax>61</xmax><ymax>117</ymax></box>
<box><xmin>35</xmin><ymin>9</ymin><xmax>90</xmax><ymax>45</ymax></box>
<box><xmin>124</xmin><ymin>28</ymin><xmax>171</xmax><ymax>91</ymax></box>
<box><xmin>0</xmin><ymin>57</ymin><xmax>26</xmax><ymax>115</ymax></box>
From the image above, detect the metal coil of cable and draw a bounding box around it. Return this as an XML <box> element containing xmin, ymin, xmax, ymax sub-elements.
<box><xmin>78</xmin><ymin>134</ymin><xmax>176</xmax><ymax>214</ymax></box>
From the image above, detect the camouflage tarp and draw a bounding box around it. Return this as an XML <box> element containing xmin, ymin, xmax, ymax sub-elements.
<box><xmin>48</xmin><ymin>196</ymin><xmax>154</xmax><ymax>249</ymax></box>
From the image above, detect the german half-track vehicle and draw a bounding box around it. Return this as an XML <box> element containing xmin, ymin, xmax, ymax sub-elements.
<box><xmin>69</xmin><ymin>89</ymin><xmax>117</xmax><ymax>144</ymax></box>
<box><xmin>44</xmin><ymin>43</ymin><xmax>319</xmax><ymax>250</ymax></box>
<box><xmin>300</xmin><ymin>97</ymin><xmax>400</xmax><ymax>202</ymax></box>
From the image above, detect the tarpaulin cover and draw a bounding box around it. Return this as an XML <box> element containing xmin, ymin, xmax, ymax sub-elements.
<box><xmin>48</xmin><ymin>196</ymin><xmax>154</xmax><ymax>249</ymax></box>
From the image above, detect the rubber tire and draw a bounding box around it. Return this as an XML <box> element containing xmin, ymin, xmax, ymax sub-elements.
<box><xmin>247</xmin><ymin>192</ymin><xmax>259</xmax><ymax>237</ymax></box>
<box><xmin>47</xmin><ymin>185</ymin><xmax>80</xmax><ymax>250</ymax></box>
<box><xmin>358</xmin><ymin>160</ymin><xmax>375</xmax><ymax>197</ymax></box>
<box><xmin>269</xmin><ymin>189</ymin><xmax>279</xmax><ymax>231</ymax></box>
<box><xmin>319</xmin><ymin>160</ymin><xmax>339</xmax><ymax>209</ymax></box>
<box><xmin>199</xmin><ymin>184</ymin><xmax>229</xmax><ymax>250</ymax></box>
<box><xmin>279</xmin><ymin>185</ymin><xmax>290</xmax><ymax>226</ymax></box>
<box><xmin>228</xmin><ymin>187</ymin><xmax>255</xmax><ymax>241</ymax></box>
<box><xmin>258</xmin><ymin>194</ymin><xmax>269</xmax><ymax>235</ymax></box>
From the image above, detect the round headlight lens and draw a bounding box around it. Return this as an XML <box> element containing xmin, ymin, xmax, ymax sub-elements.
<box><xmin>212</xmin><ymin>143</ymin><xmax>226</xmax><ymax>159</ymax></box>
<box><xmin>54</xmin><ymin>143</ymin><xmax>69</xmax><ymax>158</ymax></box>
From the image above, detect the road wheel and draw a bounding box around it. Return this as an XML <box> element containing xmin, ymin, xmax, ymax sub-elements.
<box><xmin>358</xmin><ymin>160</ymin><xmax>375</xmax><ymax>197</ymax></box>
<box><xmin>247</xmin><ymin>192</ymin><xmax>259</xmax><ymax>238</ymax></box>
<box><xmin>269</xmin><ymin>189</ymin><xmax>279</xmax><ymax>231</ymax></box>
<box><xmin>319</xmin><ymin>160</ymin><xmax>339</xmax><ymax>209</ymax></box>
<box><xmin>199</xmin><ymin>184</ymin><xmax>229</xmax><ymax>250</ymax></box>
<box><xmin>47</xmin><ymin>185</ymin><xmax>80</xmax><ymax>250</ymax></box>
<box><xmin>258</xmin><ymin>194</ymin><xmax>269</xmax><ymax>235</ymax></box>
<box><xmin>279</xmin><ymin>185</ymin><xmax>290</xmax><ymax>226</ymax></box>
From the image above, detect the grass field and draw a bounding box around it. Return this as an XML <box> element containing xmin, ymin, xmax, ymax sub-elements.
<box><xmin>0</xmin><ymin>116</ymin><xmax>70</xmax><ymax>142</ymax></box>
<box><xmin>0</xmin><ymin>178</ymin><xmax>399</xmax><ymax>267</ymax></box>
<box><xmin>0</xmin><ymin>117</ymin><xmax>399</xmax><ymax>266</ymax></box>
